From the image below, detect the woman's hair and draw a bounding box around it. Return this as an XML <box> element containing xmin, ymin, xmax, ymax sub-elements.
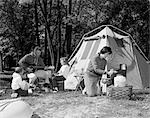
<box><xmin>100</xmin><ymin>46</ymin><xmax>112</xmax><ymax>54</ymax></box>
<box><xmin>60</xmin><ymin>57</ymin><xmax>69</xmax><ymax>65</ymax></box>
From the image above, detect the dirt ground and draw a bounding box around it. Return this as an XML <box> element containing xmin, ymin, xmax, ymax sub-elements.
<box><xmin>1</xmin><ymin>89</ymin><xmax>150</xmax><ymax>118</ymax></box>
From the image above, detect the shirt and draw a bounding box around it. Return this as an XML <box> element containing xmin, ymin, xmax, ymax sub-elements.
<box><xmin>18</xmin><ymin>52</ymin><xmax>45</xmax><ymax>68</ymax></box>
<box><xmin>58</xmin><ymin>65</ymin><xmax>70</xmax><ymax>79</ymax></box>
<box><xmin>11</xmin><ymin>72</ymin><xmax>29</xmax><ymax>90</ymax></box>
<box><xmin>11</xmin><ymin>72</ymin><xmax>23</xmax><ymax>90</ymax></box>
<box><xmin>86</xmin><ymin>54</ymin><xmax>107</xmax><ymax>76</ymax></box>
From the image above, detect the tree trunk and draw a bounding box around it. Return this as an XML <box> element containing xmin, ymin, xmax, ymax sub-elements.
<box><xmin>148</xmin><ymin>20</ymin><xmax>150</xmax><ymax>60</ymax></box>
<box><xmin>65</xmin><ymin>0</ymin><xmax>72</xmax><ymax>56</ymax></box>
<box><xmin>46</xmin><ymin>26</ymin><xmax>55</xmax><ymax>66</ymax></box>
<box><xmin>34</xmin><ymin>0</ymin><xmax>40</xmax><ymax>46</ymax></box>
<box><xmin>44</xmin><ymin>27</ymin><xmax>47</xmax><ymax>65</ymax></box>
<box><xmin>0</xmin><ymin>52</ymin><xmax>3</xmax><ymax>72</ymax></box>
<box><xmin>66</xmin><ymin>24</ymin><xmax>72</xmax><ymax>56</ymax></box>
<box><xmin>55</xmin><ymin>0</ymin><xmax>62</xmax><ymax>71</ymax></box>
<box><xmin>38</xmin><ymin>0</ymin><xmax>55</xmax><ymax>66</ymax></box>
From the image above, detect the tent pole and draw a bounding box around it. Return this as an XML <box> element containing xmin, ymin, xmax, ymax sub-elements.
<box><xmin>132</xmin><ymin>41</ymin><xmax>150</xmax><ymax>61</ymax></box>
<box><xmin>83</xmin><ymin>25</ymin><xmax>107</xmax><ymax>38</ymax></box>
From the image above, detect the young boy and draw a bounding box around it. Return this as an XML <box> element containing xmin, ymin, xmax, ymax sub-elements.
<box><xmin>11</xmin><ymin>67</ymin><xmax>30</xmax><ymax>97</ymax></box>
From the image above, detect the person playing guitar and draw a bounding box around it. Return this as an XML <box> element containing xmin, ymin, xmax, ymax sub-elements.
<box><xmin>18</xmin><ymin>46</ymin><xmax>54</xmax><ymax>92</ymax></box>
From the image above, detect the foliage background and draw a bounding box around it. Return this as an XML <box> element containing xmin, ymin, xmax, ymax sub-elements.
<box><xmin>0</xmin><ymin>0</ymin><xmax>149</xmax><ymax>70</ymax></box>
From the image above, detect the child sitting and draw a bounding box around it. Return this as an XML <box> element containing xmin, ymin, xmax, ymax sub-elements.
<box><xmin>52</xmin><ymin>57</ymin><xmax>70</xmax><ymax>92</ymax></box>
<box><xmin>11</xmin><ymin>67</ymin><xmax>30</xmax><ymax>97</ymax></box>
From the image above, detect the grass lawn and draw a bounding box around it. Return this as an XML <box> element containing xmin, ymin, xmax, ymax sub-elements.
<box><xmin>0</xmin><ymin>72</ymin><xmax>150</xmax><ymax>118</ymax></box>
<box><xmin>1</xmin><ymin>89</ymin><xmax>150</xmax><ymax>118</ymax></box>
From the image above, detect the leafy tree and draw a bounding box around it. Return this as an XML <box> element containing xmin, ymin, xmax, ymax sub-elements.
<box><xmin>70</xmin><ymin>0</ymin><xmax>150</xmax><ymax>59</ymax></box>
<box><xmin>0</xmin><ymin>0</ymin><xmax>36</xmax><ymax>62</ymax></box>
<box><xmin>0</xmin><ymin>0</ymin><xmax>149</xmax><ymax>71</ymax></box>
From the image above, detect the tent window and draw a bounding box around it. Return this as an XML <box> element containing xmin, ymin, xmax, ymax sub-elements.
<box><xmin>81</xmin><ymin>41</ymin><xmax>94</xmax><ymax>59</ymax></box>
<box><xmin>114</xmin><ymin>37</ymin><xmax>127</xmax><ymax>47</ymax></box>
<box><xmin>89</xmin><ymin>39</ymin><xmax>101</xmax><ymax>59</ymax></box>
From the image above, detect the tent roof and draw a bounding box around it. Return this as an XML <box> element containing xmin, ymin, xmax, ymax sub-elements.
<box><xmin>83</xmin><ymin>25</ymin><xmax>129</xmax><ymax>38</ymax></box>
<box><xmin>71</xmin><ymin>25</ymin><xmax>149</xmax><ymax>62</ymax></box>
<box><xmin>83</xmin><ymin>26</ymin><xmax>129</xmax><ymax>41</ymax></box>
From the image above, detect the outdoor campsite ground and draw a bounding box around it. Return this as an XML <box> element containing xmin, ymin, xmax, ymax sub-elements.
<box><xmin>1</xmin><ymin>89</ymin><xmax>150</xmax><ymax>118</ymax></box>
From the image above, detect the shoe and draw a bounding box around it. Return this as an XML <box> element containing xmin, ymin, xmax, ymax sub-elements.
<box><xmin>11</xmin><ymin>93</ymin><xmax>18</xmax><ymax>98</ymax></box>
<box><xmin>52</xmin><ymin>90</ymin><xmax>58</xmax><ymax>93</ymax></box>
<box><xmin>30</xmin><ymin>84</ymin><xmax>36</xmax><ymax>89</ymax></box>
<box><xmin>82</xmin><ymin>89</ymin><xmax>87</xmax><ymax>95</ymax></box>
<box><xmin>28</xmin><ymin>89</ymin><xmax>33</xmax><ymax>94</ymax></box>
<box><xmin>52</xmin><ymin>87</ymin><xmax>58</xmax><ymax>93</ymax></box>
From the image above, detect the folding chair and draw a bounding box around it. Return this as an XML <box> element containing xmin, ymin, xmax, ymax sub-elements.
<box><xmin>74</xmin><ymin>74</ymin><xmax>84</xmax><ymax>93</ymax></box>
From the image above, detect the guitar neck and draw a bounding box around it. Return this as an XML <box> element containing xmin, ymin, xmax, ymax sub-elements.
<box><xmin>33</xmin><ymin>66</ymin><xmax>45</xmax><ymax>69</ymax></box>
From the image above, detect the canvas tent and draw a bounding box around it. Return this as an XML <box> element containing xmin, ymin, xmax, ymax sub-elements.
<box><xmin>66</xmin><ymin>25</ymin><xmax>150</xmax><ymax>89</ymax></box>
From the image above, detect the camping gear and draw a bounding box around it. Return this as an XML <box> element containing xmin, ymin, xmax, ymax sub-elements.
<box><xmin>101</xmin><ymin>78</ymin><xmax>112</xmax><ymax>86</ymax></box>
<box><xmin>0</xmin><ymin>98</ymin><xmax>33</xmax><ymax>118</ymax></box>
<box><xmin>74</xmin><ymin>74</ymin><xmax>84</xmax><ymax>93</ymax></box>
<box><xmin>64</xmin><ymin>68</ymin><xmax>83</xmax><ymax>90</ymax></box>
<box><xmin>68</xmin><ymin>25</ymin><xmax>150</xmax><ymax>89</ymax></box>
<box><xmin>120</xmin><ymin>64</ymin><xmax>127</xmax><ymax>70</ymax></box>
<box><xmin>114</xmin><ymin>74</ymin><xmax>127</xmax><ymax>87</ymax></box>
<box><xmin>101</xmin><ymin>72</ymin><xmax>108</xmax><ymax>94</ymax></box>
<box><xmin>116</xmin><ymin>63</ymin><xmax>127</xmax><ymax>77</ymax></box>
<box><xmin>107</xmin><ymin>85</ymin><xmax>133</xmax><ymax>100</ymax></box>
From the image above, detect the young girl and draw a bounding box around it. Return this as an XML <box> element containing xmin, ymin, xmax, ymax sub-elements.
<box><xmin>52</xmin><ymin>57</ymin><xmax>70</xmax><ymax>92</ymax></box>
<box><xmin>11</xmin><ymin>67</ymin><xmax>30</xmax><ymax>97</ymax></box>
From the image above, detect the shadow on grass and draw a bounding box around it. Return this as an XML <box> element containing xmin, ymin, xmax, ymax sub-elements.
<box><xmin>129</xmin><ymin>89</ymin><xmax>150</xmax><ymax>101</ymax></box>
<box><xmin>130</xmin><ymin>95</ymin><xmax>145</xmax><ymax>101</ymax></box>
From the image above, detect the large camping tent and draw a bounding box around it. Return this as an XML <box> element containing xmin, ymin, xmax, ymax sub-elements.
<box><xmin>66</xmin><ymin>25</ymin><xmax>150</xmax><ymax>89</ymax></box>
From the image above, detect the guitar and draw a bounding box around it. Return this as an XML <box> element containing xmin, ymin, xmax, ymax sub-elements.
<box><xmin>26</xmin><ymin>65</ymin><xmax>55</xmax><ymax>72</ymax></box>
<box><xmin>26</xmin><ymin>66</ymin><xmax>45</xmax><ymax>72</ymax></box>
